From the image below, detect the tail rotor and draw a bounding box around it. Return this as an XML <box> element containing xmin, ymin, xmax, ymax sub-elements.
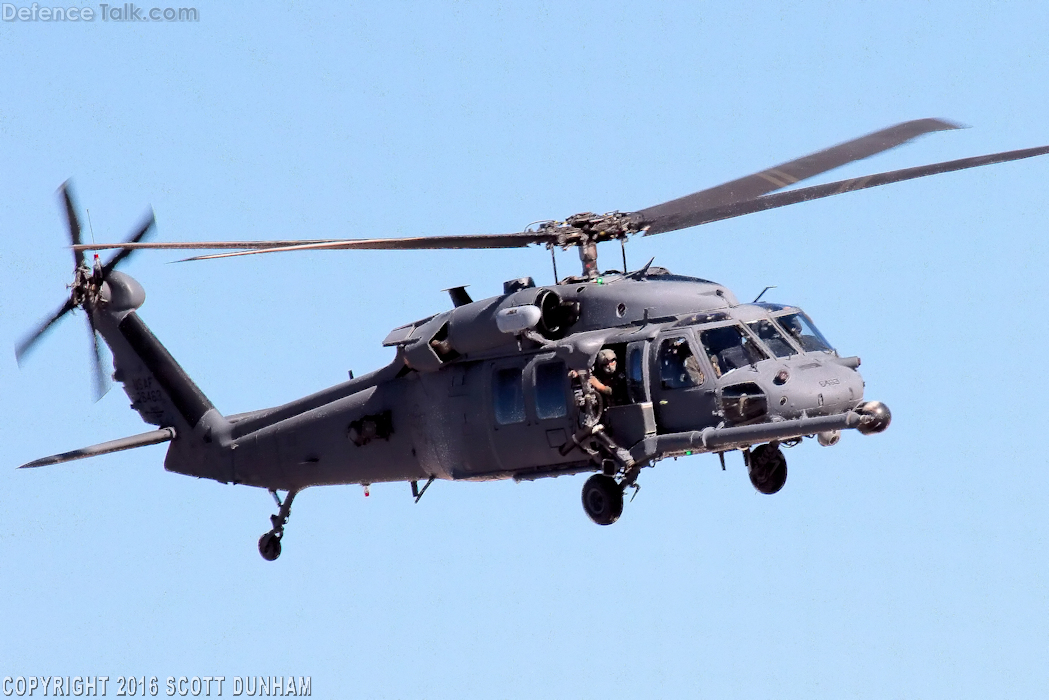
<box><xmin>15</xmin><ymin>180</ymin><xmax>156</xmax><ymax>400</ymax></box>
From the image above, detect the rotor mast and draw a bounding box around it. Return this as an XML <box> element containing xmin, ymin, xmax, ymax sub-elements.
<box><xmin>540</xmin><ymin>211</ymin><xmax>641</xmax><ymax>280</ymax></box>
<box><xmin>578</xmin><ymin>238</ymin><xmax>599</xmax><ymax>278</ymax></box>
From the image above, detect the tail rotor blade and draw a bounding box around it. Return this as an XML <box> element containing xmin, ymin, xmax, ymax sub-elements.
<box><xmin>15</xmin><ymin>297</ymin><xmax>76</xmax><ymax>365</ymax></box>
<box><xmin>101</xmin><ymin>209</ymin><xmax>155</xmax><ymax>276</ymax></box>
<box><xmin>88</xmin><ymin>318</ymin><xmax>111</xmax><ymax>401</ymax></box>
<box><xmin>59</xmin><ymin>181</ymin><xmax>85</xmax><ymax>270</ymax></box>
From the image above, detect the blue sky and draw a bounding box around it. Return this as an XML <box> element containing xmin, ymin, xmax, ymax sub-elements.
<box><xmin>2</xmin><ymin>1</ymin><xmax>1048</xmax><ymax>697</ymax></box>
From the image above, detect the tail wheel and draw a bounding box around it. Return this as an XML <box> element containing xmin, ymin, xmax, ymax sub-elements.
<box><xmin>581</xmin><ymin>474</ymin><xmax>624</xmax><ymax>525</ymax></box>
<box><xmin>258</xmin><ymin>532</ymin><xmax>282</xmax><ymax>561</ymax></box>
<box><xmin>748</xmin><ymin>443</ymin><xmax>787</xmax><ymax>495</ymax></box>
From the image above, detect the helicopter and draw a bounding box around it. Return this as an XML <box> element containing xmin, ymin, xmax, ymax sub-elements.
<box><xmin>16</xmin><ymin>118</ymin><xmax>1049</xmax><ymax>561</ymax></box>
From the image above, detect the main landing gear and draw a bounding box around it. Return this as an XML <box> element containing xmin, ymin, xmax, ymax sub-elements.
<box><xmin>581</xmin><ymin>474</ymin><xmax>625</xmax><ymax>525</ymax></box>
<box><xmin>580</xmin><ymin>441</ymin><xmax>791</xmax><ymax>524</ymax></box>
<box><xmin>258</xmin><ymin>489</ymin><xmax>299</xmax><ymax>561</ymax></box>
<box><xmin>747</xmin><ymin>443</ymin><xmax>788</xmax><ymax>495</ymax></box>
<box><xmin>575</xmin><ymin>429</ymin><xmax>638</xmax><ymax>526</ymax></box>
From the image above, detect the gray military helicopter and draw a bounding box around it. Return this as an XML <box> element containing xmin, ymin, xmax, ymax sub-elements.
<box><xmin>17</xmin><ymin>118</ymin><xmax>1049</xmax><ymax>560</ymax></box>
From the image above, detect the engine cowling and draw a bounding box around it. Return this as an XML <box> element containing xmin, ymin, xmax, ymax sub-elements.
<box><xmin>387</xmin><ymin>287</ymin><xmax>579</xmax><ymax>372</ymax></box>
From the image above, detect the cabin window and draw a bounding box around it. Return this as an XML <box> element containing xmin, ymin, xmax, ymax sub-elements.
<box><xmin>774</xmin><ymin>312</ymin><xmax>833</xmax><ymax>353</ymax></box>
<box><xmin>493</xmin><ymin>367</ymin><xmax>526</xmax><ymax>424</ymax></box>
<box><xmin>747</xmin><ymin>319</ymin><xmax>796</xmax><ymax>357</ymax></box>
<box><xmin>659</xmin><ymin>337</ymin><xmax>705</xmax><ymax>389</ymax></box>
<box><xmin>534</xmin><ymin>361</ymin><xmax>568</xmax><ymax>420</ymax></box>
<box><xmin>699</xmin><ymin>325</ymin><xmax>769</xmax><ymax>378</ymax></box>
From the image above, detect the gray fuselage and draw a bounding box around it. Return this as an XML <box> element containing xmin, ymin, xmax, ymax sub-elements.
<box><xmin>102</xmin><ymin>269</ymin><xmax>871</xmax><ymax>491</ymax></box>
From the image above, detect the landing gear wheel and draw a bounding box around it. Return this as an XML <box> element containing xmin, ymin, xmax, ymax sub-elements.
<box><xmin>581</xmin><ymin>474</ymin><xmax>624</xmax><ymax>525</ymax></box>
<box><xmin>258</xmin><ymin>489</ymin><xmax>299</xmax><ymax>561</ymax></box>
<box><xmin>258</xmin><ymin>532</ymin><xmax>282</xmax><ymax>561</ymax></box>
<box><xmin>749</xmin><ymin>443</ymin><xmax>788</xmax><ymax>495</ymax></box>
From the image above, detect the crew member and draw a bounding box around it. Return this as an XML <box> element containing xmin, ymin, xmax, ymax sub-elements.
<box><xmin>590</xmin><ymin>348</ymin><xmax>617</xmax><ymax>396</ymax></box>
<box><xmin>570</xmin><ymin>349</ymin><xmax>618</xmax><ymax>397</ymax></box>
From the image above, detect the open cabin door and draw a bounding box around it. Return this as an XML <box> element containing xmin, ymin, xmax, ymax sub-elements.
<box><xmin>601</xmin><ymin>340</ymin><xmax>657</xmax><ymax>448</ymax></box>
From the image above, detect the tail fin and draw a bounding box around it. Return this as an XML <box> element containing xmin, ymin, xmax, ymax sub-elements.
<box><xmin>110</xmin><ymin>308</ymin><xmax>217</xmax><ymax>429</ymax></box>
<box><xmin>89</xmin><ymin>272</ymin><xmax>232</xmax><ymax>482</ymax></box>
<box><xmin>17</xmin><ymin>183</ymin><xmax>229</xmax><ymax>481</ymax></box>
<box><xmin>84</xmin><ymin>271</ymin><xmax>219</xmax><ymax>429</ymax></box>
<box><xmin>17</xmin><ymin>272</ymin><xmax>231</xmax><ymax>481</ymax></box>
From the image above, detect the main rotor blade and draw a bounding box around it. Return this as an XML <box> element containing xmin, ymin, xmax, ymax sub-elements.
<box><xmin>100</xmin><ymin>209</ymin><xmax>156</xmax><ymax>277</ymax></box>
<box><xmin>74</xmin><ymin>239</ymin><xmax>342</xmax><ymax>252</ymax></box>
<box><xmin>641</xmin><ymin>144</ymin><xmax>1049</xmax><ymax>235</ymax></box>
<box><xmin>173</xmin><ymin>231</ymin><xmax>558</xmax><ymax>261</ymax></box>
<box><xmin>73</xmin><ymin>231</ymin><xmax>559</xmax><ymax>260</ymax></box>
<box><xmin>635</xmin><ymin>118</ymin><xmax>961</xmax><ymax>226</ymax></box>
<box><xmin>15</xmin><ymin>297</ymin><xmax>76</xmax><ymax>364</ymax></box>
<box><xmin>59</xmin><ymin>181</ymin><xmax>85</xmax><ymax>269</ymax></box>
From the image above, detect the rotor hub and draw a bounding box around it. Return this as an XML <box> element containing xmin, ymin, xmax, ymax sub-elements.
<box><xmin>539</xmin><ymin>211</ymin><xmax>643</xmax><ymax>248</ymax></box>
<box><xmin>69</xmin><ymin>260</ymin><xmax>105</xmax><ymax>309</ymax></box>
<box><xmin>537</xmin><ymin>212</ymin><xmax>645</xmax><ymax>278</ymax></box>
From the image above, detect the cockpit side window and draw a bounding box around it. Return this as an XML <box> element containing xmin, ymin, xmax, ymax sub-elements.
<box><xmin>699</xmin><ymin>324</ymin><xmax>769</xmax><ymax>378</ymax></box>
<box><xmin>746</xmin><ymin>319</ymin><xmax>797</xmax><ymax>358</ymax></box>
<box><xmin>658</xmin><ymin>337</ymin><xmax>705</xmax><ymax>389</ymax></box>
<box><xmin>774</xmin><ymin>312</ymin><xmax>833</xmax><ymax>353</ymax></box>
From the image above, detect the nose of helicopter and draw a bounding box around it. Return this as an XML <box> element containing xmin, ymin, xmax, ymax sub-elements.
<box><xmin>770</xmin><ymin>357</ymin><xmax>866</xmax><ymax>418</ymax></box>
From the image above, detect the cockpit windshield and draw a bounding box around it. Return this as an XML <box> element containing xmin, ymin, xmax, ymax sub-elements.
<box><xmin>698</xmin><ymin>324</ymin><xmax>769</xmax><ymax>378</ymax></box>
<box><xmin>774</xmin><ymin>312</ymin><xmax>834</xmax><ymax>353</ymax></box>
<box><xmin>746</xmin><ymin>319</ymin><xmax>795</xmax><ymax>358</ymax></box>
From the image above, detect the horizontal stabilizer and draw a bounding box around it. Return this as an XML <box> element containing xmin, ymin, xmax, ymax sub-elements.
<box><xmin>18</xmin><ymin>427</ymin><xmax>176</xmax><ymax>469</ymax></box>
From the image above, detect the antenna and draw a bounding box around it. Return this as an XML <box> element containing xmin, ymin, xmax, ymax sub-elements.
<box><xmin>753</xmin><ymin>285</ymin><xmax>777</xmax><ymax>303</ymax></box>
<box><xmin>86</xmin><ymin>209</ymin><xmax>96</xmax><ymax>243</ymax></box>
<box><xmin>86</xmin><ymin>209</ymin><xmax>100</xmax><ymax>269</ymax></box>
